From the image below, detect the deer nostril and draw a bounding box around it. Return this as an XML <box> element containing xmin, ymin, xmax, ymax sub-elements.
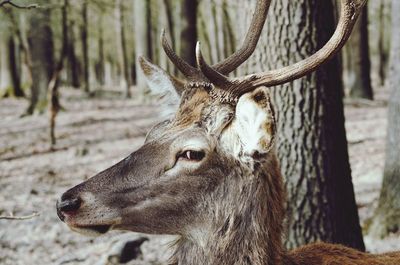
<box><xmin>58</xmin><ymin>197</ymin><xmax>82</xmax><ymax>214</ymax></box>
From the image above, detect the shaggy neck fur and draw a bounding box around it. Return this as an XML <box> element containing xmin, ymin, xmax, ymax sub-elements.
<box><xmin>170</xmin><ymin>152</ymin><xmax>286</xmax><ymax>265</ymax></box>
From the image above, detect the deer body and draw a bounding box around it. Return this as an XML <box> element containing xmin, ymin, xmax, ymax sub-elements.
<box><xmin>57</xmin><ymin>0</ymin><xmax>400</xmax><ymax>264</ymax></box>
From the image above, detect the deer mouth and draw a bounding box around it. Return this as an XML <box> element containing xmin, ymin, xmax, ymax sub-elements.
<box><xmin>79</xmin><ymin>224</ymin><xmax>111</xmax><ymax>233</ymax></box>
<box><xmin>69</xmin><ymin>224</ymin><xmax>112</xmax><ymax>236</ymax></box>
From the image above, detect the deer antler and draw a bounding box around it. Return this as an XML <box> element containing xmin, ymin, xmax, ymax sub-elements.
<box><xmin>212</xmin><ymin>0</ymin><xmax>271</xmax><ymax>74</ymax></box>
<box><xmin>161</xmin><ymin>0</ymin><xmax>272</xmax><ymax>80</ymax></box>
<box><xmin>197</xmin><ymin>0</ymin><xmax>367</xmax><ymax>98</ymax></box>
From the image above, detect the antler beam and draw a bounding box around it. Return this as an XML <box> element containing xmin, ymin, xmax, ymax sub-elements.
<box><xmin>198</xmin><ymin>0</ymin><xmax>367</xmax><ymax>98</ymax></box>
<box><xmin>161</xmin><ymin>0</ymin><xmax>272</xmax><ymax>79</ymax></box>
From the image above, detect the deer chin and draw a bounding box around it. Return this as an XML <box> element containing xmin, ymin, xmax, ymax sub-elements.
<box><xmin>63</xmin><ymin>213</ymin><xmax>120</xmax><ymax>236</ymax></box>
<box><xmin>68</xmin><ymin>224</ymin><xmax>113</xmax><ymax>237</ymax></box>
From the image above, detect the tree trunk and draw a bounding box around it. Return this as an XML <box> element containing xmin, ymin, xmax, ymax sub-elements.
<box><xmin>134</xmin><ymin>0</ymin><xmax>152</xmax><ymax>95</ymax></box>
<box><xmin>4</xmin><ymin>9</ymin><xmax>33</xmax><ymax>90</ymax></box>
<box><xmin>161</xmin><ymin>0</ymin><xmax>176</xmax><ymax>74</ymax></box>
<box><xmin>377</xmin><ymin>0</ymin><xmax>391</xmax><ymax>86</ymax></box>
<box><xmin>226</xmin><ymin>0</ymin><xmax>365</xmax><ymax>250</ymax></box>
<box><xmin>26</xmin><ymin>8</ymin><xmax>54</xmax><ymax>114</ymax></box>
<box><xmin>96</xmin><ymin>14</ymin><xmax>105</xmax><ymax>87</ymax></box>
<box><xmin>179</xmin><ymin>0</ymin><xmax>197</xmax><ymax>67</ymax></box>
<box><xmin>48</xmin><ymin>0</ymin><xmax>69</xmax><ymax>147</ymax></box>
<box><xmin>368</xmin><ymin>0</ymin><xmax>400</xmax><ymax>238</ymax></box>
<box><xmin>8</xmin><ymin>35</ymin><xmax>24</xmax><ymax>97</ymax></box>
<box><xmin>67</xmin><ymin>21</ymin><xmax>80</xmax><ymax>88</ymax></box>
<box><xmin>119</xmin><ymin>0</ymin><xmax>132</xmax><ymax>98</ymax></box>
<box><xmin>81</xmin><ymin>0</ymin><xmax>90</xmax><ymax>94</ymax></box>
<box><xmin>343</xmin><ymin>5</ymin><xmax>373</xmax><ymax>99</ymax></box>
<box><xmin>0</xmin><ymin>36</ymin><xmax>12</xmax><ymax>95</ymax></box>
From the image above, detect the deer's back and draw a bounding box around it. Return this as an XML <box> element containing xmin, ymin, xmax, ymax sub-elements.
<box><xmin>286</xmin><ymin>242</ymin><xmax>400</xmax><ymax>265</ymax></box>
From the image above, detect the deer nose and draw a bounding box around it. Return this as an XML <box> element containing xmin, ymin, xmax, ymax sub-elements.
<box><xmin>56</xmin><ymin>195</ymin><xmax>82</xmax><ymax>221</ymax></box>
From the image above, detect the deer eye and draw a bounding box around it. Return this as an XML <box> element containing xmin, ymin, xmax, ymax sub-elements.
<box><xmin>179</xmin><ymin>150</ymin><xmax>205</xmax><ymax>161</ymax></box>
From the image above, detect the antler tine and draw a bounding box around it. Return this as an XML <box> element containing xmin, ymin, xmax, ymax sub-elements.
<box><xmin>196</xmin><ymin>42</ymin><xmax>232</xmax><ymax>88</ymax></box>
<box><xmin>199</xmin><ymin>0</ymin><xmax>367</xmax><ymax>98</ymax></box>
<box><xmin>212</xmin><ymin>0</ymin><xmax>272</xmax><ymax>75</ymax></box>
<box><xmin>161</xmin><ymin>0</ymin><xmax>271</xmax><ymax>80</ymax></box>
<box><xmin>161</xmin><ymin>29</ymin><xmax>200</xmax><ymax>79</ymax></box>
<box><xmin>229</xmin><ymin>0</ymin><xmax>368</xmax><ymax>96</ymax></box>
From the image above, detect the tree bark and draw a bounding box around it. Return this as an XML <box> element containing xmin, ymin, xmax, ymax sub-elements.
<box><xmin>377</xmin><ymin>0</ymin><xmax>391</xmax><ymax>86</ymax></box>
<box><xmin>96</xmin><ymin>13</ymin><xmax>105</xmax><ymax>87</ymax></box>
<box><xmin>180</xmin><ymin>0</ymin><xmax>197</xmax><ymax>67</ymax></box>
<box><xmin>48</xmin><ymin>0</ymin><xmax>69</xmax><ymax>146</ymax></box>
<box><xmin>81</xmin><ymin>0</ymin><xmax>90</xmax><ymax>94</ymax></box>
<box><xmin>134</xmin><ymin>0</ymin><xmax>152</xmax><ymax>95</ymax></box>
<box><xmin>161</xmin><ymin>0</ymin><xmax>176</xmax><ymax>74</ymax></box>
<box><xmin>8</xmin><ymin>35</ymin><xmax>24</xmax><ymax>97</ymax></box>
<box><xmin>368</xmin><ymin>0</ymin><xmax>400</xmax><ymax>238</ymax></box>
<box><xmin>0</xmin><ymin>36</ymin><xmax>12</xmax><ymax>95</ymax></box>
<box><xmin>119</xmin><ymin>0</ymin><xmax>132</xmax><ymax>98</ymax></box>
<box><xmin>4</xmin><ymin>9</ymin><xmax>33</xmax><ymax>87</ymax></box>
<box><xmin>343</xmin><ymin>5</ymin><xmax>373</xmax><ymax>99</ymax></box>
<box><xmin>67</xmin><ymin>21</ymin><xmax>80</xmax><ymax>88</ymax></box>
<box><xmin>226</xmin><ymin>0</ymin><xmax>365</xmax><ymax>250</ymax></box>
<box><xmin>26</xmin><ymin>8</ymin><xmax>54</xmax><ymax>114</ymax></box>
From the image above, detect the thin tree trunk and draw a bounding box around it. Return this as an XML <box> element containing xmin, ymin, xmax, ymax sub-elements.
<box><xmin>134</xmin><ymin>0</ymin><xmax>152</xmax><ymax>95</ymax></box>
<box><xmin>96</xmin><ymin>13</ymin><xmax>105</xmax><ymax>87</ymax></box>
<box><xmin>368</xmin><ymin>0</ymin><xmax>400</xmax><ymax>238</ymax></box>
<box><xmin>180</xmin><ymin>0</ymin><xmax>197</xmax><ymax>67</ymax></box>
<box><xmin>8</xmin><ymin>35</ymin><xmax>24</xmax><ymax>97</ymax></box>
<box><xmin>67</xmin><ymin>21</ymin><xmax>80</xmax><ymax>88</ymax></box>
<box><xmin>81</xmin><ymin>0</ymin><xmax>90</xmax><ymax>94</ymax></box>
<box><xmin>6</xmin><ymin>10</ymin><xmax>33</xmax><ymax>86</ymax></box>
<box><xmin>227</xmin><ymin>0</ymin><xmax>365</xmax><ymax>250</ymax></box>
<box><xmin>377</xmin><ymin>0</ymin><xmax>391</xmax><ymax>86</ymax></box>
<box><xmin>0</xmin><ymin>37</ymin><xmax>11</xmax><ymax>96</ymax></box>
<box><xmin>48</xmin><ymin>0</ymin><xmax>69</xmax><ymax>147</ymax></box>
<box><xmin>119</xmin><ymin>0</ymin><xmax>132</xmax><ymax>98</ymax></box>
<box><xmin>26</xmin><ymin>8</ymin><xmax>54</xmax><ymax>114</ymax></box>
<box><xmin>162</xmin><ymin>0</ymin><xmax>176</xmax><ymax>74</ymax></box>
<box><xmin>221</xmin><ymin>0</ymin><xmax>236</xmax><ymax>67</ymax></box>
<box><xmin>343</xmin><ymin>5</ymin><xmax>373</xmax><ymax>99</ymax></box>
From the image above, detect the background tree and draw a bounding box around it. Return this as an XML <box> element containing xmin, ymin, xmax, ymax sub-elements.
<box><xmin>26</xmin><ymin>5</ymin><xmax>54</xmax><ymax>114</ymax></box>
<box><xmin>343</xmin><ymin>5</ymin><xmax>373</xmax><ymax>99</ymax></box>
<box><xmin>0</xmin><ymin>31</ymin><xmax>12</xmax><ymax>94</ymax></box>
<box><xmin>180</xmin><ymin>0</ymin><xmax>197</xmax><ymax>67</ymax></box>
<box><xmin>66</xmin><ymin>20</ymin><xmax>80</xmax><ymax>88</ymax></box>
<box><xmin>134</xmin><ymin>0</ymin><xmax>152</xmax><ymax>95</ymax></box>
<box><xmin>48</xmin><ymin>0</ymin><xmax>69</xmax><ymax>146</ymax></box>
<box><xmin>81</xmin><ymin>0</ymin><xmax>89</xmax><ymax>94</ymax></box>
<box><xmin>368</xmin><ymin>0</ymin><xmax>391</xmax><ymax>87</ymax></box>
<box><xmin>368</xmin><ymin>0</ymin><xmax>400</xmax><ymax>238</ymax></box>
<box><xmin>118</xmin><ymin>0</ymin><xmax>131</xmax><ymax>98</ymax></box>
<box><xmin>222</xmin><ymin>0</ymin><xmax>365</xmax><ymax>250</ymax></box>
<box><xmin>7</xmin><ymin>34</ymin><xmax>24</xmax><ymax>97</ymax></box>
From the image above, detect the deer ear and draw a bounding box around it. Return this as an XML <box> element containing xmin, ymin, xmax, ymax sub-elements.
<box><xmin>139</xmin><ymin>57</ymin><xmax>184</xmax><ymax>116</ymax></box>
<box><xmin>221</xmin><ymin>87</ymin><xmax>276</xmax><ymax>159</ymax></box>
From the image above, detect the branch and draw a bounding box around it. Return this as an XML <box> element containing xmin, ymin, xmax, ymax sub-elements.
<box><xmin>0</xmin><ymin>212</ymin><xmax>40</xmax><ymax>220</ymax></box>
<box><xmin>0</xmin><ymin>0</ymin><xmax>39</xmax><ymax>9</ymax></box>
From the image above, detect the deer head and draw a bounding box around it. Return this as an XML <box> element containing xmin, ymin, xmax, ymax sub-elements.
<box><xmin>57</xmin><ymin>0</ymin><xmax>365</xmax><ymax>263</ymax></box>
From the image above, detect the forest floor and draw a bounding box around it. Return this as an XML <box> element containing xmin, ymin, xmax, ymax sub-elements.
<box><xmin>0</xmin><ymin>87</ymin><xmax>399</xmax><ymax>265</ymax></box>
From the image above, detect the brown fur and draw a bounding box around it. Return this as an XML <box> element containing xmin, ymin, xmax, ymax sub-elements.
<box><xmin>287</xmin><ymin>242</ymin><xmax>400</xmax><ymax>265</ymax></box>
<box><xmin>58</xmin><ymin>65</ymin><xmax>400</xmax><ymax>265</ymax></box>
<box><xmin>169</xmin><ymin>150</ymin><xmax>400</xmax><ymax>265</ymax></box>
<box><xmin>174</xmin><ymin>89</ymin><xmax>210</xmax><ymax>127</ymax></box>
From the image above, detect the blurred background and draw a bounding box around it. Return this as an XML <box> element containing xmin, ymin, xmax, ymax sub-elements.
<box><xmin>0</xmin><ymin>0</ymin><xmax>399</xmax><ymax>264</ymax></box>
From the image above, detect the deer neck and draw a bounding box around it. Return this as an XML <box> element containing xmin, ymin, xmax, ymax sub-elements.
<box><xmin>170</xmin><ymin>153</ymin><xmax>286</xmax><ymax>265</ymax></box>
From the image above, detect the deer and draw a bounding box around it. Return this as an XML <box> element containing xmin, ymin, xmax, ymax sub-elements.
<box><xmin>56</xmin><ymin>0</ymin><xmax>400</xmax><ymax>264</ymax></box>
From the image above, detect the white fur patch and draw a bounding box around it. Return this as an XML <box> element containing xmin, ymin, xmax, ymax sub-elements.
<box><xmin>221</xmin><ymin>87</ymin><xmax>275</xmax><ymax>159</ymax></box>
<box><xmin>188</xmin><ymin>227</ymin><xmax>210</xmax><ymax>248</ymax></box>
